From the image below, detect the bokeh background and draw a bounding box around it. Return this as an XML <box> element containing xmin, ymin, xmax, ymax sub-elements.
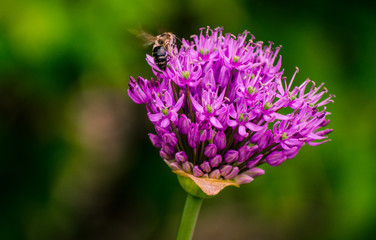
<box><xmin>1</xmin><ymin>0</ymin><xmax>375</xmax><ymax>239</ymax></box>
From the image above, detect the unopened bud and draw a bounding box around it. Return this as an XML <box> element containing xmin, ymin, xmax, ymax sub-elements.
<box><xmin>266</xmin><ymin>151</ymin><xmax>287</xmax><ymax>166</ymax></box>
<box><xmin>224</xmin><ymin>167</ymin><xmax>239</xmax><ymax>180</ymax></box>
<box><xmin>160</xmin><ymin>149</ymin><xmax>173</xmax><ymax>160</ymax></box>
<box><xmin>213</xmin><ymin>131</ymin><xmax>226</xmax><ymax>150</ymax></box>
<box><xmin>175</xmin><ymin>151</ymin><xmax>188</xmax><ymax>163</ymax></box>
<box><xmin>182</xmin><ymin>161</ymin><xmax>193</xmax><ymax>173</ymax></box>
<box><xmin>178</xmin><ymin>114</ymin><xmax>190</xmax><ymax>135</ymax></box>
<box><xmin>148</xmin><ymin>133</ymin><xmax>162</xmax><ymax>148</ymax></box>
<box><xmin>224</xmin><ymin>150</ymin><xmax>239</xmax><ymax>163</ymax></box>
<box><xmin>204</xmin><ymin>144</ymin><xmax>217</xmax><ymax>158</ymax></box>
<box><xmin>163</xmin><ymin>133</ymin><xmax>177</xmax><ymax>147</ymax></box>
<box><xmin>200</xmin><ymin>161</ymin><xmax>211</xmax><ymax>173</ymax></box>
<box><xmin>193</xmin><ymin>166</ymin><xmax>204</xmax><ymax>177</ymax></box>
<box><xmin>209</xmin><ymin>169</ymin><xmax>221</xmax><ymax>179</ymax></box>
<box><xmin>209</xmin><ymin>154</ymin><xmax>222</xmax><ymax>168</ymax></box>
<box><xmin>220</xmin><ymin>165</ymin><xmax>232</xmax><ymax>176</ymax></box>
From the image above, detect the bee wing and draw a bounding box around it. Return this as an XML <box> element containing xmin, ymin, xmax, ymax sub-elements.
<box><xmin>129</xmin><ymin>28</ymin><xmax>156</xmax><ymax>46</ymax></box>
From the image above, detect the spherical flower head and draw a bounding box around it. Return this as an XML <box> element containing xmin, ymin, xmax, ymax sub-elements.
<box><xmin>128</xmin><ymin>27</ymin><xmax>334</xmax><ymax>197</ymax></box>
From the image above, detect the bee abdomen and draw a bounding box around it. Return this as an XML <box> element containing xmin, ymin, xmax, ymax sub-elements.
<box><xmin>152</xmin><ymin>46</ymin><xmax>166</xmax><ymax>57</ymax></box>
<box><xmin>152</xmin><ymin>46</ymin><xmax>167</xmax><ymax>70</ymax></box>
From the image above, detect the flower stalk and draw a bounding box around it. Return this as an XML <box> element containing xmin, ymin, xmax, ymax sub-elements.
<box><xmin>176</xmin><ymin>194</ymin><xmax>203</xmax><ymax>240</ymax></box>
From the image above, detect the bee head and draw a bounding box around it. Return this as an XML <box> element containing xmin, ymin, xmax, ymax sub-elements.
<box><xmin>159</xmin><ymin>33</ymin><xmax>176</xmax><ymax>46</ymax></box>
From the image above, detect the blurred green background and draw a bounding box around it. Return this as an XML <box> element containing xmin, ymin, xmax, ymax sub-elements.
<box><xmin>1</xmin><ymin>0</ymin><xmax>375</xmax><ymax>239</ymax></box>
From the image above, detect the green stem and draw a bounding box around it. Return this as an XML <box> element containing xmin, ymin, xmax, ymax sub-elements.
<box><xmin>176</xmin><ymin>193</ymin><xmax>203</xmax><ymax>240</ymax></box>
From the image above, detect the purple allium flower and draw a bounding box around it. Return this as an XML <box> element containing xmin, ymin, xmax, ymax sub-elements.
<box><xmin>128</xmin><ymin>27</ymin><xmax>334</xmax><ymax>196</ymax></box>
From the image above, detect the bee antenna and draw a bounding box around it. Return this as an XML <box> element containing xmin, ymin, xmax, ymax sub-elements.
<box><xmin>175</xmin><ymin>36</ymin><xmax>183</xmax><ymax>44</ymax></box>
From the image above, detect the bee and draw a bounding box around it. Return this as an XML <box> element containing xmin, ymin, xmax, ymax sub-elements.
<box><xmin>136</xmin><ymin>31</ymin><xmax>177</xmax><ymax>71</ymax></box>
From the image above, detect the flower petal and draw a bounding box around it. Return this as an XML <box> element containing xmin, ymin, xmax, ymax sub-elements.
<box><xmin>210</xmin><ymin>116</ymin><xmax>224</xmax><ymax>129</ymax></box>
